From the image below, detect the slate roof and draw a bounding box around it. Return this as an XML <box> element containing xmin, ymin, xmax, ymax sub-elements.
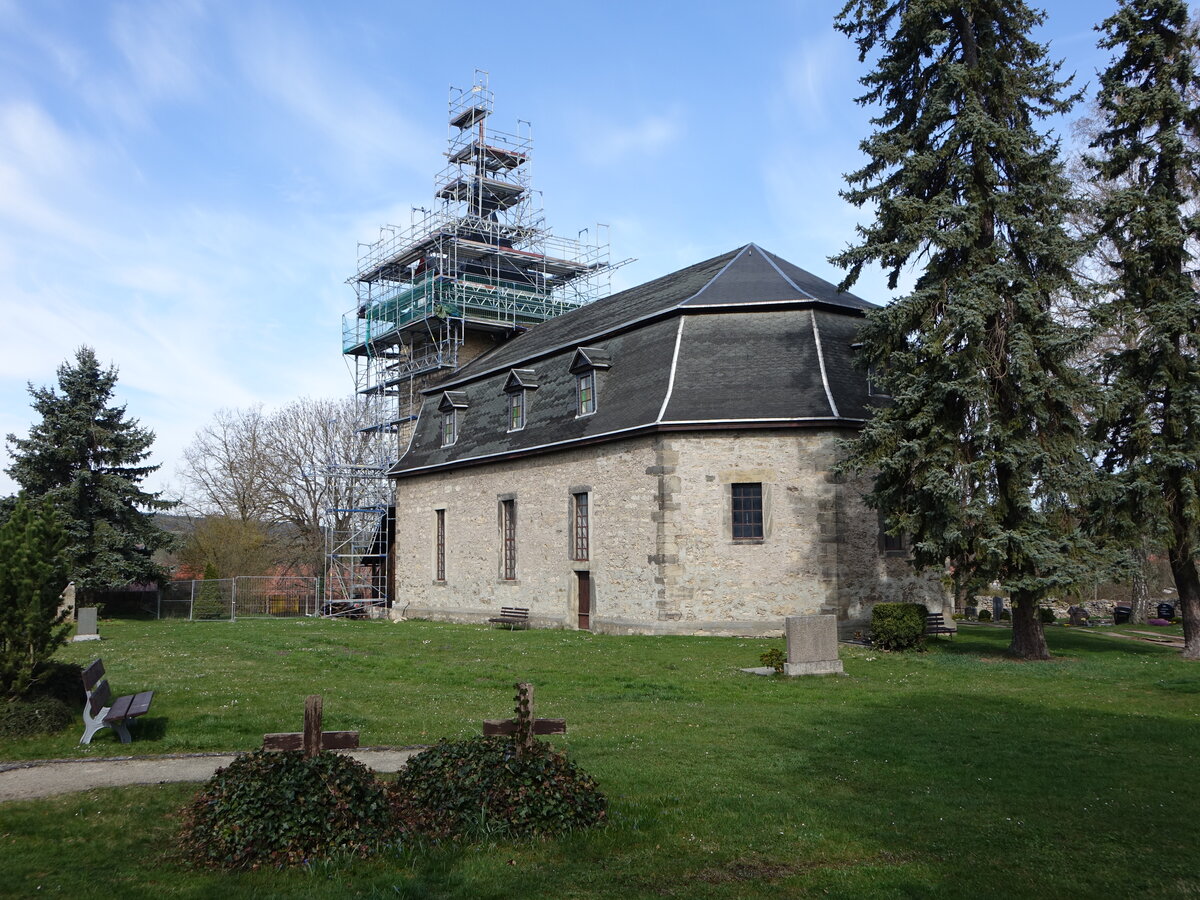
<box><xmin>391</xmin><ymin>244</ymin><xmax>877</xmax><ymax>477</ymax></box>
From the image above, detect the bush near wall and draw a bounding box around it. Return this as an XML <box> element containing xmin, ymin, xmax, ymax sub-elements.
<box><xmin>870</xmin><ymin>602</ymin><xmax>929</xmax><ymax>651</ymax></box>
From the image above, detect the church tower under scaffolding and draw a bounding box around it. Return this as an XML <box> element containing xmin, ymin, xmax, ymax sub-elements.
<box><xmin>325</xmin><ymin>70</ymin><xmax>613</xmax><ymax>613</ymax></box>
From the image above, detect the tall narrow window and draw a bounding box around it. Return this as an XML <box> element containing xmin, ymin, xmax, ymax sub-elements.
<box><xmin>434</xmin><ymin>509</ymin><xmax>446</xmax><ymax>582</ymax></box>
<box><xmin>508</xmin><ymin>390</ymin><xmax>525</xmax><ymax>431</ymax></box>
<box><xmin>731</xmin><ymin>483</ymin><xmax>764</xmax><ymax>541</ymax></box>
<box><xmin>879</xmin><ymin>512</ymin><xmax>905</xmax><ymax>555</ymax></box>
<box><xmin>501</xmin><ymin>499</ymin><xmax>517</xmax><ymax>580</ymax></box>
<box><xmin>577</xmin><ymin>371</ymin><xmax>596</xmax><ymax>416</ymax></box>
<box><xmin>572</xmin><ymin>492</ymin><xmax>589</xmax><ymax>560</ymax></box>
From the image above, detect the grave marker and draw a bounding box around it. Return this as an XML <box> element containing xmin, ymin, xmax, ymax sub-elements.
<box><xmin>73</xmin><ymin>607</ymin><xmax>101</xmax><ymax>642</ymax></box>
<box><xmin>263</xmin><ymin>695</ymin><xmax>359</xmax><ymax>757</ymax></box>
<box><xmin>784</xmin><ymin>614</ymin><xmax>844</xmax><ymax>676</ymax></box>
<box><xmin>483</xmin><ymin>682</ymin><xmax>566</xmax><ymax>756</ymax></box>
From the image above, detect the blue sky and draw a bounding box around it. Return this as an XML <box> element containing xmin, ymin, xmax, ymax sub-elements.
<box><xmin>0</xmin><ymin>0</ymin><xmax>1115</xmax><ymax>498</ymax></box>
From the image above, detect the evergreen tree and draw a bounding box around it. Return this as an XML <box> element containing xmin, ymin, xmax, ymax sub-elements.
<box><xmin>832</xmin><ymin>1</ymin><xmax>1102</xmax><ymax>659</ymax></box>
<box><xmin>4</xmin><ymin>347</ymin><xmax>175</xmax><ymax>605</ymax></box>
<box><xmin>0</xmin><ymin>495</ymin><xmax>70</xmax><ymax>699</ymax></box>
<box><xmin>1085</xmin><ymin>0</ymin><xmax>1200</xmax><ymax>659</ymax></box>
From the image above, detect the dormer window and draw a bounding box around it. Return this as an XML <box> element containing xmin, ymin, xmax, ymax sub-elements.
<box><xmin>509</xmin><ymin>391</ymin><xmax>525</xmax><ymax>430</ymax></box>
<box><xmin>577</xmin><ymin>371</ymin><xmax>595</xmax><ymax>416</ymax></box>
<box><xmin>503</xmin><ymin>369</ymin><xmax>538</xmax><ymax>433</ymax></box>
<box><xmin>438</xmin><ymin>391</ymin><xmax>469</xmax><ymax>448</ymax></box>
<box><xmin>569</xmin><ymin>347</ymin><xmax>611</xmax><ymax>419</ymax></box>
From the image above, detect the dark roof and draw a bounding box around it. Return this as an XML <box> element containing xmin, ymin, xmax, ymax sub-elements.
<box><xmin>391</xmin><ymin>244</ymin><xmax>876</xmax><ymax>477</ymax></box>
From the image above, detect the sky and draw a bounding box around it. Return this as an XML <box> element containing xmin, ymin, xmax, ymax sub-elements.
<box><xmin>0</xmin><ymin>0</ymin><xmax>1118</xmax><ymax>499</ymax></box>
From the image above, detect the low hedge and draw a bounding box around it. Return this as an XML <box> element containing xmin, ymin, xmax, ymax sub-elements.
<box><xmin>870</xmin><ymin>602</ymin><xmax>929</xmax><ymax>651</ymax></box>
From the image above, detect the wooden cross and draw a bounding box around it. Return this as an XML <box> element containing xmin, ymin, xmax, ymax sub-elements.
<box><xmin>262</xmin><ymin>695</ymin><xmax>360</xmax><ymax>757</ymax></box>
<box><xmin>482</xmin><ymin>682</ymin><xmax>566</xmax><ymax>756</ymax></box>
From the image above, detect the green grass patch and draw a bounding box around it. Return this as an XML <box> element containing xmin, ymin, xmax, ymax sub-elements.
<box><xmin>1</xmin><ymin>618</ymin><xmax>1198</xmax><ymax>897</ymax></box>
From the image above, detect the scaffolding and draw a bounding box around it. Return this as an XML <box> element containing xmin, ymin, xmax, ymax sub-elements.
<box><xmin>325</xmin><ymin>70</ymin><xmax>612</xmax><ymax>614</ymax></box>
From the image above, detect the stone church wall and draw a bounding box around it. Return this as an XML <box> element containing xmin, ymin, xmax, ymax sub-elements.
<box><xmin>389</xmin><ymin>428</ymin><xmax>946</xmax><ymax>635</ymax></box>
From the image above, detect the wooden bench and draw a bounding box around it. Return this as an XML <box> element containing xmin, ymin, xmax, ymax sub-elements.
<box><xmin>925</xmin><ymin>613</ymin><xmax>955</xmax><ymax>639</ymax></box>
<box><xmin>487</xmin><ymin>606</ymin><xmax>530</xmax><ymax>629</ymax></box>
<box><xmin>80</xmin><ymin>658</ymin><xmax>154</xmax><ymax>745</ymax></box>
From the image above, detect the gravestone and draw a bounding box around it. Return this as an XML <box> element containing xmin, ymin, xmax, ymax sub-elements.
<box><xmin>73</xmin><ymin>607</ymin><xmax>101</xmax><ymax>642</ymax></box>
<box><xmin>483</xmin><ymin>682</ymin><xmax>566</xmax><ymax>757</ymax></box>
<box><xmin>784</xmin><ymin>615</ymin><xmax>844</xmax><ymax>677</ymax></box>
<box><xmin>1157</xmin><ymin>603</ymin><xmax>1176</xmax><ymax>620</ymax></box>
<box><xmin>1068</xmin><ymin>605</ymin><xmax>1089</xmax><ymax>627</ymax></box>
<box><xmin>262</xmin><ymin>695</ymin><xmax>359</xmax><ymax>756</ymax></box>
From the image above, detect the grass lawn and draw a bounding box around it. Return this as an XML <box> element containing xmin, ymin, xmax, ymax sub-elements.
<box><xmin>2</xmin><ymin>618</ymin><xmax>1198</xmax><ymax>898</ymax></box>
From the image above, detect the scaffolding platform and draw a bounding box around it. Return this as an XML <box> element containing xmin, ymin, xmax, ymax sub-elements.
<box><xmin>326</xmin><ymin>69</ymin><xmax>615</xmax><ymax>615</ymax></box>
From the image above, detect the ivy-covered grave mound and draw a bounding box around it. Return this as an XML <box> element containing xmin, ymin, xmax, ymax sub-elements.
<box><xmin>180</xmin><ymin>749</ymin><xmax>394</xmax><ymax>869</ymax></box>
<box><xmin>389</xmin><ymin>735</ymin><xmax>607</xmax><ymax>841</ymax></box>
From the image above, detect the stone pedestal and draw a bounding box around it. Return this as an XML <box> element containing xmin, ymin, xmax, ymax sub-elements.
<box><xmin>73</xmin><ymin>606</ymin><xmax>101</xmax><ymax>642</ymax></box>
<box><xmin>784</xmin><ymin>614</ymin><xmax>843</xmax><ymax>676</ymax></box>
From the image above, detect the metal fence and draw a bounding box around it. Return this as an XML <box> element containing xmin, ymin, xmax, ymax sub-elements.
<box><xmin>159</xmin><ymin>576</ymin><xmax>320</xmax><ymax>620</ymax></box>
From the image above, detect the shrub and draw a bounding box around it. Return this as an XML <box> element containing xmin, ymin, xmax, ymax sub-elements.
<box><xmin>0</xmin><ymin>696</ymin><xmax>74</xmax><ymax>738</ymax></box>
<box><xmin>759</xmin><ymin>648</ymin><xmax>785</xmax><ymax>673</ymax></box>
<box><xmin>999</xmin><ymin>608</ymin><xmax>1012</xmax><ymax>621</ymax></box>
<box><xmin>180</xmin><ymin>749</ymin><xmax>394</xmax><ymax>869</ymax></box>
<box><xmin>0</xmin><ymin>496</ymin><xmax>71</xmax><ymax>700</ymax></box>
<box><xmin>978</xmin><ymin>608</ymin><xmax>993</xmax><ymax>622</ymax></box>
<box><xmin>869</xmin><ymin>602</ymin><xmax>928</xmax><ymax>652</ymax></box>
<box><xmin>1039</xmin><ymin>607</ymin><xmax>1057</xmax><ymax>625</ymax></box>
<box><xmin>389</xmin><ymin>736</ymin><xmax>606</xmax><ymax>841</ymax></box>
<box><xmin>1148</xmin><ymin>618</ymin><xmax>1171</xmax><ymax>626</ymax></box>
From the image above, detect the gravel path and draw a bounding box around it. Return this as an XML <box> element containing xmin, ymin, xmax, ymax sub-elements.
<box><xmin>0</xmin><ymin>747</ymin><xmax>421</xmax><ymax>803</ymax></box>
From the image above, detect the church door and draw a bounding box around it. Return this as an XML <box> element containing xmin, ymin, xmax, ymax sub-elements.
<box><xmin>576</xmin><ymin>571</ymin><xmax>591</xmax><ymax>631</ymax></box>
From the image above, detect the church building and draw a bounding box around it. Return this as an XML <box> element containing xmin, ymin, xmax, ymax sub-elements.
<box><xmin>386</xmin><ymin>243</ymin><xmax>946</xmax><ymax>635</ymax></box>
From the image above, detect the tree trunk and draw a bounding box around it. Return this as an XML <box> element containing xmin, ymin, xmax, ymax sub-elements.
<box><xmin>1167</xmin><ymin>545</ymin><xmax>1200</xmax><ymax>660</ymax></box>
<box><xmin>1008</xmin><ymin>589</ymin><xmax>1050</xmax><ymax>660</ymax></box>
<box><xmin>1129</xmin><ymin>541</ymin><xmax>1150</xmax><ymax>625</ymax></box>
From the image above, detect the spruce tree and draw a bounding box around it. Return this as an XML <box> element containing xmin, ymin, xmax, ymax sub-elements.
<box><xmin>0</xmin><ymin>495</ymin><xmax>70</xmax><ymax>699</ymax></box>
<box><xmin>832</xmin><ymin>1</ymin><xmax>1101</xmax><ymax>659</ymax></box>
<box><xmin>4</xmin><ymin>347</ymin><xmax>175</xmax><ymax>605</ymax></box>
<box><xmin>1085</xmin><ymin>0</ymin><xmax>1200</xmax><ymax>659</ymax></box>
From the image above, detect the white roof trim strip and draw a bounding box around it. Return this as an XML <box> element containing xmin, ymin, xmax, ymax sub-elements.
<box><xmin>811</xmin><ymin>309</ymin><xmax>840</xmax><ymax>418</ymax></box>
<box><xmin>656</xmin><ymin>317</ymin><xmax>686</xmax><ymax>423</ymax></box>
<box><xmin>757</xmin><ymin>244</ymin><xmax>817</xmax><ymax>299</ymax></box>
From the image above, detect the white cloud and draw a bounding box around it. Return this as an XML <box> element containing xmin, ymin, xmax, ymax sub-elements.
<box><xmin>109</xmin><ymin>0</ymin><xmax>208</xmax><ymax>104</ymax></box>
<box><xmin>576</xmin><ymin>110</ymin><xmax>683</xmax><ymax>166</ymax></box>
<box><xmin>226</xmin><ymin>9</ymin><xmax>435</xmax><ymax>180</ymax></box>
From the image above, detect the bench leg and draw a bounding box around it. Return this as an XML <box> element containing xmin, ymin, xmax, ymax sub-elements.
<box><xmin>80</xmin><ymin>721</ymin><xmax>104</xmax><ymax>745</ymax></box>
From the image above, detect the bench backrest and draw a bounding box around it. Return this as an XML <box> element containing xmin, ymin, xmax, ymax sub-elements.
<box><xmin>82</xmin><ymin>658</ymin><xmax>106</xmax><ymax>692</ymax></box>
<box><xmin>499</xmin><ymin>607</ymin><xmax>529</xmax><ymax>617</ymax></box>
<box><xmin>926</xmin><ymin>613</ymin><xmax>945</xmax><ymax>623</ymax></box>
<box><xmin>88</xmin><ymin>679</ymin><xmax>112</xmax><ymax>717</ymax></box>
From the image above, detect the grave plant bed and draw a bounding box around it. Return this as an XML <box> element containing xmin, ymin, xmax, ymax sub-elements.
<box><xmin>1</xmin><ymin>618</ymin><xmax>1198</xmax><ymax>897</ymax></box>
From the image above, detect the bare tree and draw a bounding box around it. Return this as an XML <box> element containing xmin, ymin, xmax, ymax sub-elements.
<box><xmin>179</xmin><ymin>406</ymin><xmax>273</xmax><ymax>522</ymax></box>
<box><xmin>178</xmin><ymin>397</ymin><xmax>380</xmax><ymax>576</ymax></box>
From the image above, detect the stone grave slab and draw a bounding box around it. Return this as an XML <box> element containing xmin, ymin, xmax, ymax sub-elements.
<box><xmin>784</xmin><ymin>614</ymin><xmax>844</xmax><ymax>676</ymax></box>
<box><xmin>73</xmin><ymin>607</ymin><xmax>101</xmax><ymax>642</ymax></box>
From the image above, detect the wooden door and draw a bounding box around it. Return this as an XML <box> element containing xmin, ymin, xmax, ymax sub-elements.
<box><xmin>576</xmin><ymin>571</ymin><xmax>591</xmax><ymax>631</ymax></box>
